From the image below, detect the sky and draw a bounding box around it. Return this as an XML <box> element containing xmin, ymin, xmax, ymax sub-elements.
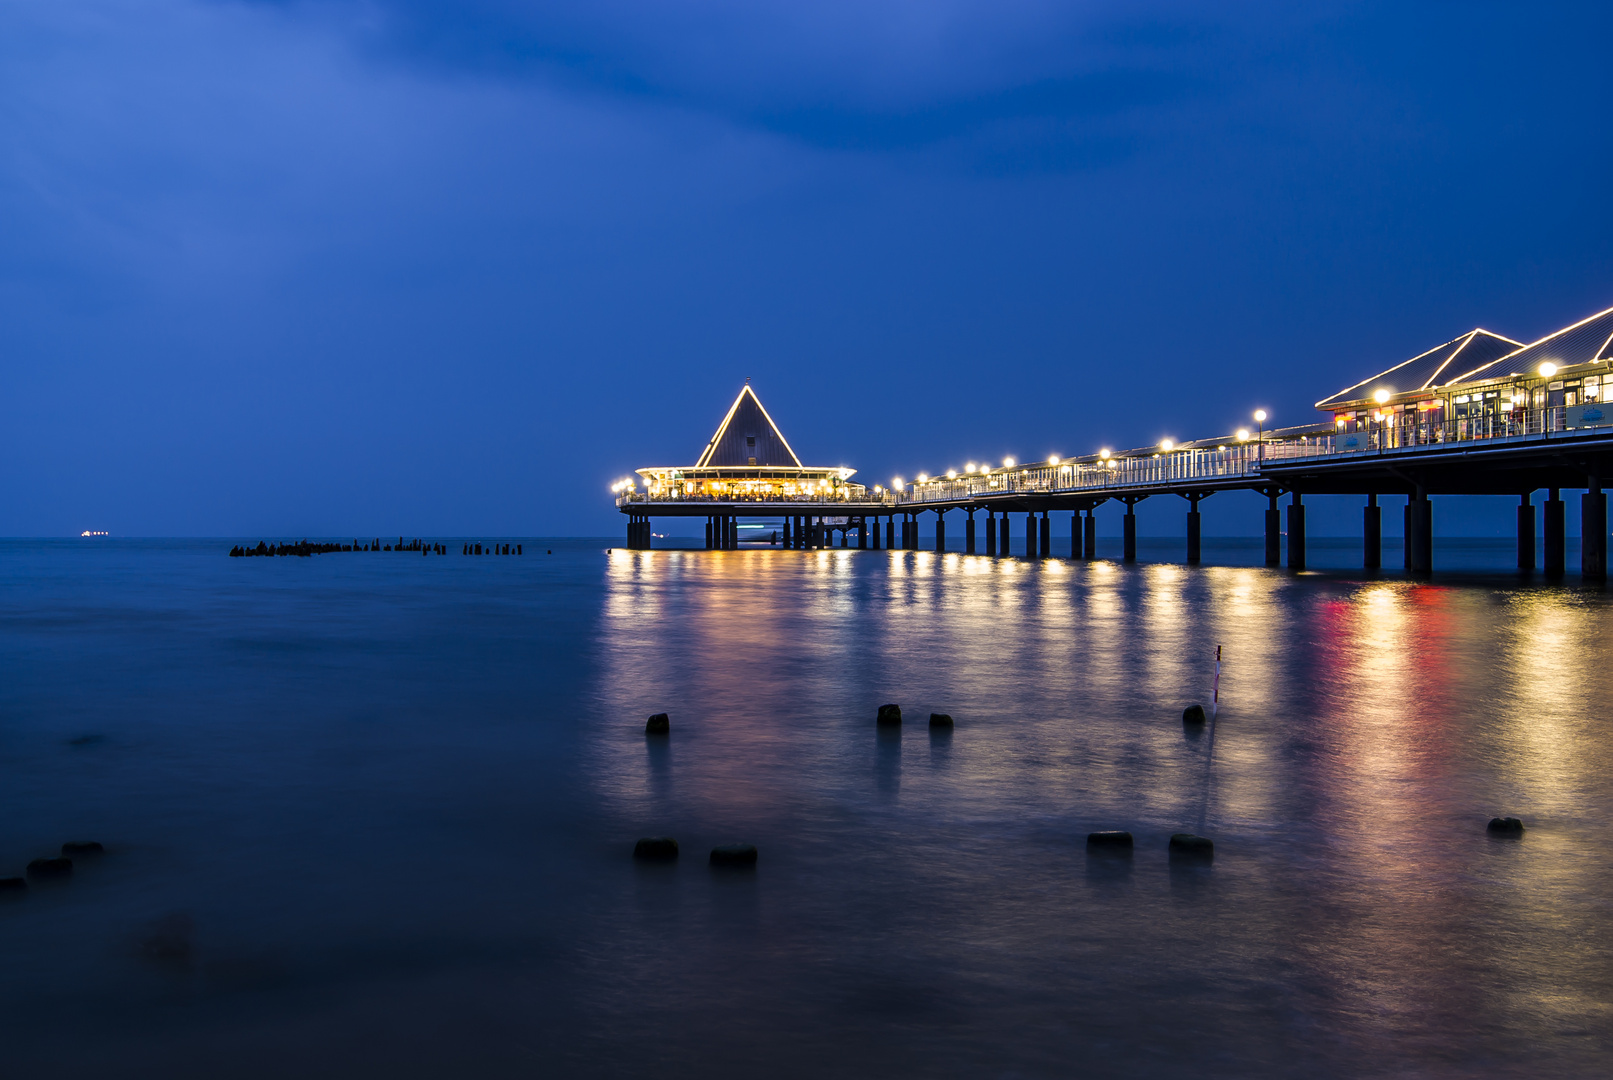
<box><xmin>3</xmin><ymin>0</ymin><xmax>1612</xmax><ymax>538</ymax></box>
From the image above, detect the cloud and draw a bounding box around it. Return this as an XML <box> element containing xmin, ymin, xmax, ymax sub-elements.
<box><xmin>227</xmin><ymin>0</ymin><xmax>1337</xmax><ymax>165</ymax></box>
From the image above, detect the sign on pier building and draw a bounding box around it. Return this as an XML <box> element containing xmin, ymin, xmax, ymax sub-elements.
<box><xmin>631</xmin><ymin>383</ymin><xmax>865</xmax><ymax>501</ymax></box>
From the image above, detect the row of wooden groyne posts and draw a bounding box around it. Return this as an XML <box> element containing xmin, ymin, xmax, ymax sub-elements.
<box><xmin>228</xmin><ymin>539</ymin><xmax>524</xmax><ymax>557</ymax></box>
<box><xmin>627</xmin><ymin>702</ymin><xmax>1534</xmax><ymax>870</ymax></box>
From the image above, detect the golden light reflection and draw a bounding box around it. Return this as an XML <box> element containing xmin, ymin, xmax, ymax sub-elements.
<box><xmin>592</xmin><ymin>552</ymin><xmax>1613</xmax><ymax>1040</ymax></box>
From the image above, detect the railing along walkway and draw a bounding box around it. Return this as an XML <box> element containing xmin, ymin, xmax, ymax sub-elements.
<box><xmin>618</xmin><ymin>406</ymin><xmax>1613</xmax><ymax>510</ymax></box>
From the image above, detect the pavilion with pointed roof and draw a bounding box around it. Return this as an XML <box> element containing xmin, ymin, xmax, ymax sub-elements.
<box><xmin>632</xmin><ymin>383</ymin><xmax>864</xmax><ymax>501</ymax></box>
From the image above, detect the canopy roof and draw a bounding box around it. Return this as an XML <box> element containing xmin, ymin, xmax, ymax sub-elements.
<box><xmin>1315</xmin><ymin>329</ymin><xmax>1522</xmax><ymax>409</ymax></box>
<box><xmin>1448</xmin><ymin>303</ymin><xmax>1613</xmax><ymax>384</ymax></box>
<box><xmin>695</xmin><ymin>383</ymin><xmax>803</xmax><ymax>468</ymax></box>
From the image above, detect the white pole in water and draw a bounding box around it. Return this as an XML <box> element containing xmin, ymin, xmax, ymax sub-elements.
<box><xmin>1212</xmin><ymin>645</ymin><xmax>1221</xmax><ymax>717</ymax></box>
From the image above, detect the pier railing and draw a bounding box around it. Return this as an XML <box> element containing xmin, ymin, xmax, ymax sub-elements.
<box><xmin>617</xmin><ymin>406</ymin><xmax>1613</xmax><ymax>510</ymax></box>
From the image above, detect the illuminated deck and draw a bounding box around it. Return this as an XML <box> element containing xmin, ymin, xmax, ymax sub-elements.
<box><xmin>619</xmin><ymin>301</ymin><xmax>1613</xmax><ymax>572</ymax></box>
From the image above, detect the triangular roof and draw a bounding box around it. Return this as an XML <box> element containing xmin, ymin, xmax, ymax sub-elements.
<box><xmin>694</xmin><ymin>384</ymin><xmax>803</xmax><ymax>468</ymax></box>
<box><xmin>1447</xmin><ymin>303</ymin><xmax>1613</xmax><ymax>385</ymax></box>
<box><xmin>1315</xmin><ymin>329</ymin><xmax>1522</xmax><ymax>409</ymax></box>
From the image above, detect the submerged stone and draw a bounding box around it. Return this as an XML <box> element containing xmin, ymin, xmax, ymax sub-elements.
<box><xmin>929</xmin><ymin>713</ymin><xmax>954</xmax><ymax>728</ymax></box>
<box><xmin>633</xmin><ymin>837</ymin><xmax>679</xmax><ymax>861</ymax></box>
<box><xmin>710</xmin><ymin>843</ymin><xmax>758</xmax><ymax>866</ymax></box>
<box><xmin>1487</xmin><ymin>816</ymin><xmax>1525</xmax><ymax>835</ymax></box>
<box><xmin>0</xmin><ymin>877</ymin><xmax>26</xmax><ymax>893</ymax></box>
<box><xmin>26</xmin><ymin>857</ymin><xmax>72</xmax><ymax>880</ymax></box>
<box><xmin>876</xmin><ymin>703</ymin><xmax>902</xmax><ymax>726</ymax></box>
<box><xmin>61</xmin><ymin>841</ymin><xmax>104</xmax><ymax>856</ymax></box>
<box><xmin>1182</xmin><ymin>704</ymin><xmax>1207</xmax><ymax>723</ymax></box>
<box><xmin>645</xmin><ymin>713</ymin><xmax>671</xmax><ymax>735</ymax></box>
<box><xmin>1086</xmin><ymin>831</ymin><xmax>1134</xmax><ymax>849</ymax></box>
<box><xmin>1169</xmin><ymin>833</ymin><xmax>1215</xmax><ymax>857</ymax></box>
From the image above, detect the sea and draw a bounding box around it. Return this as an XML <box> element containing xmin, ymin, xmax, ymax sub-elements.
<box><xmin>3</xmin><ymin>536</ymin><xmax>1611</xmax><ymax>1078</ymax></box>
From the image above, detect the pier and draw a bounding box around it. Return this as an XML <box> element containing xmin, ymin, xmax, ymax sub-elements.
<box><xmin>617</xmin><ymin>302</ymin><xmax>1613</xmax><ymax>577</ymax></box>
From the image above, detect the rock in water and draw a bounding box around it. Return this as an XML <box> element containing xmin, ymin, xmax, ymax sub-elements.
<box><xmin>1487</xmin><ymin>816</ymin><xmax>1525</xmax><ymax>835</ymax></box>
<box><xmin>26</xmin><ymin>857</ymin><xmax>73</xmax><ymax>880</ymax></box>
<box><xmin>1182</xmin><ymin>704</ymin><xmax>1207</xmax><ymax>723</ymax></box>
<box><xmin>710</xmin><ymin>843</ymin><xmax>758</xmax><ymax>866</ymax></box>
<box><xmin>1169</xmin><ymin>833</ymin><xmax>1215</xmax><ymax>858</ymax></box>
<box><xmin>633</xmin><ymin>837</ymin><xmax>679</xmax><ymax>861</ymax></box>
<box><xmin>61</xmin><ymin>841</ymin><xmax>104</xmax><ymax>856</ymax></box>
<box><xmin>1086</xmin><ymin>831</ymin><xmax>1134</xmax><ymax>849</ymax></box>
<box><xmin>0</xmin><ymin>877</ymin><xmax>26</xmax><ymax>894</ymax></box>
<box><xmin>929</xmin><ymin>713</ymin><xmax>954</xmax><ymax>728</ymax></box>
<box><xmin>645</xmin><ymin>713</ymin><xmax>670</xmax><ymax>735</ymax></box>
<box><xmin>876</xmin><ymin>703</ymin><xmax>902</xmax><ymax>726</ymax></box>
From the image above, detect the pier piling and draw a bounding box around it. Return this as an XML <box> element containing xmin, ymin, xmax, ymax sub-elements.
<box><xmin>966</xmin><ymin>510</ymin><xmax>976</xmax><ymax>554</ymax></box>
<box><xmin>1364</xmin><ymin>494</ymin><xmax>1381</xmax><ymax>570</ymax></box>
<box><xmin>1264</xmin><ymin>491</ymin><xmax>1281</xmax><ymax>567</ymax></box>
<box><xmin>1287</xmin><ymin>493</ymin><xmax>1306</xmax><ymax>570</ymax></box>
<box><xmin>1584</xmin><ymin>478</ymin><xmax>1607</xmax><ymax>580</ymax></box>
<box><xmin>1084</xmin><ymin>508</ymin><xmax>1097</xmax><ymax>560</ymax></box>
<box><xmin>1518</xmin><ymin>494</ymin><xmax>1535</xmax><ymax>570</ymax></box>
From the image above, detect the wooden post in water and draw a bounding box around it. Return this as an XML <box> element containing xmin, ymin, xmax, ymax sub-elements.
<box><xmin>966</xmin><ymin>510</ymin><xmax>976</xmax><ymax>554</ymax></box>
<box><xmin>1084</xmin><ymin>507</ymin><xmax>1097</xmax><ymax>560</ymax></box>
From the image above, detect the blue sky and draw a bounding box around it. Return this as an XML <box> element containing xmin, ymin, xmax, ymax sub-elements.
<box><xmin>3</xmin><ymin>1</ymin><xmax>1611</xmax><ymax>536</ymax></box>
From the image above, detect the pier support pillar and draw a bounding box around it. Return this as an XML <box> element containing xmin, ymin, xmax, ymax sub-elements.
<box><xmin>1410</xmin><ymin>492</ymin><xmax>1433</xmax><ymax>575</ymax></box>
<box><xmin>966</xmin><ymin>511</ymin><xmax>976</xmax><ymax>554</ymax></box>
<box><xmin>885</xmin><ymin>516</ymin><xmax>895</xmax><ymax>550</ymax></box>
<box><xmin>1403</xmin><ymin>501</ymin><xmax>1414</xmax><ymax>570</ymax></box>
<box><xmin>1123</xmin><ymin>502</ymin><xmax>1138</xmax><ymax>562</ymax></box>
<box><xmin>783</xmin><ymin>517</ymin><xmax>792</xmax><ymax>548</ymax></box>
<box><xmin>1545</xmin><ymin>489</ymin><xmax>1566</xmax><ymax>575</ymax></box>
<box><xmin>840</xmin><ymin>526</ymin><xmax>848</xmax><ymax>548</ymax></box>
<box><xmin>1265</xmin><ymin>491</ymin><xmax>1281</xmax><ymax>567</ymax></box>
<box><xmin>1025</xmin><ymin>512</ymin><xmax>1038</xmax><ymax>559</ymax></box>
<box><xmin>935</xmin><ymin>510</ymin><xmax>946</xmax><ymax>553</ymax></box>
<box><xmin>1001</xmin><ymin>513</ymin><xmax>1011</xmax><ymax>556</ymax></box>
<box><xmin>1186</xmin><ymin>496</ymin><xmax>1202</xmax><ymax>565</ymax></box>
<box><xmin>1071</xmin><ymin>513</ymin><xmax>1081</xmax><ymax>559</ymax></box>
<box><xmin>1583</xmin><ymin>479</ymin><xmax>1607</xmax><ymax>581</ymax></box>
<box><xmin>1084</xmin><ymin>509</ymin><xmax>1097</xmax><ymax>560</ymax></box>
<box><xmin>1287</xmin><ymin>493</ymin><xmax>1306</xmax><ymax>571</ymax></box>
<box><xmin>986</xmin><ymin>512</ymin><xmax>997</xmax><ymax>556</ymax></box>
<box><xmin>858</xmin><ymin>518</ymin><xmax>867</xmax><ymax>549</ymax></box>
<box><xmin>705</xmin><ymin>518</ymin><xmax>713</xmax><ymax>550</ymax></box>
<box><xmin>1364</xmin><ymin>494</ymin><xmax>1381</xmax><ymax>570</ymax></box>
<box><xmin>1039</xmin><ymin>512</ymin><xmax>1051</xmax><ymax>558</ymax></box>
<box><xmin>1517</xmin><ymin>495</ymin><xmax>1535</xmax><ymax>570</ymax></box>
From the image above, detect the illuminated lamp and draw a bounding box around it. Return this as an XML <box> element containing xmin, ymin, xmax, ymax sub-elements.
<box><xmin>1539</xmin><ymin>362</ymin><xmax>1557</xmax><ymax>378</ymax></box>
<box><xmin>1236</xmin><ymin>429</ymin><xmax>1250</xmax><ymax>441</ymax></box>
<box><xmin>1335</xmin><ymin>418</ymin><xmax>1346</xmax><ymax>428</ymax></box>
<box><xmin>1105</xmin><ymin>459</ymin><xmax>1115</xmax><ymax>469</ymax></box>
<box><xmin>1373</xmin><ymin>389</ymin><xmax>1391</xmax><ymax>405</ymax></box>
<box><xmin>1048</xmin><ymin>455</ymin><xmax>1060</xmax><ymax>465</ymax></box>
<box><xmin>917</xmin><ymin>474</ymin><xmax>928</xmax><ymax>484</ymax></box>
<box><xmin>966</xmin><ymin>462</ymin><xmax>976</xmax><ymax>472</ymax></box>
<box><xmin>893</xmin><ymin>477</ymin><xmax>904</xmax><ymax>489</ymax></box>
<box><xmin>1003</xmin><ymin>457</ymin><xmax>1015</xmax><ymax>467</ymax></box>
<box><xmin>1253</xmin><ymin>409</ymin><xmax>1267</xmax><ymax>423</ymax></box>
<box><xmin>1099</xmin><ymin>448</ymin><xmax>1111</xmax><ymax>459</ymax></box>
<box><xmin>1160</xmin><ymin>439</ymin><xmax>1174</xmax><ymax>451</ymax></box>
<box><xmin>946</xmin><ymin>469</ymin><xmax>957</xmax><ymax>479</ymax></box>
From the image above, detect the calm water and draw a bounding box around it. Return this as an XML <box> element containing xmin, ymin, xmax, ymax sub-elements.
<box><xmin>3</xmin><ymin>538</ymin><xmax>1611</xmax><ymax>1077</ymax></box>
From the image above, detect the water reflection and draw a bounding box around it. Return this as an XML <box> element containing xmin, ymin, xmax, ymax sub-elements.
<box><xmin>594</xmin><ymin>549</ymin><xmax>1613</xmax><ymax>1073</ymax></box>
